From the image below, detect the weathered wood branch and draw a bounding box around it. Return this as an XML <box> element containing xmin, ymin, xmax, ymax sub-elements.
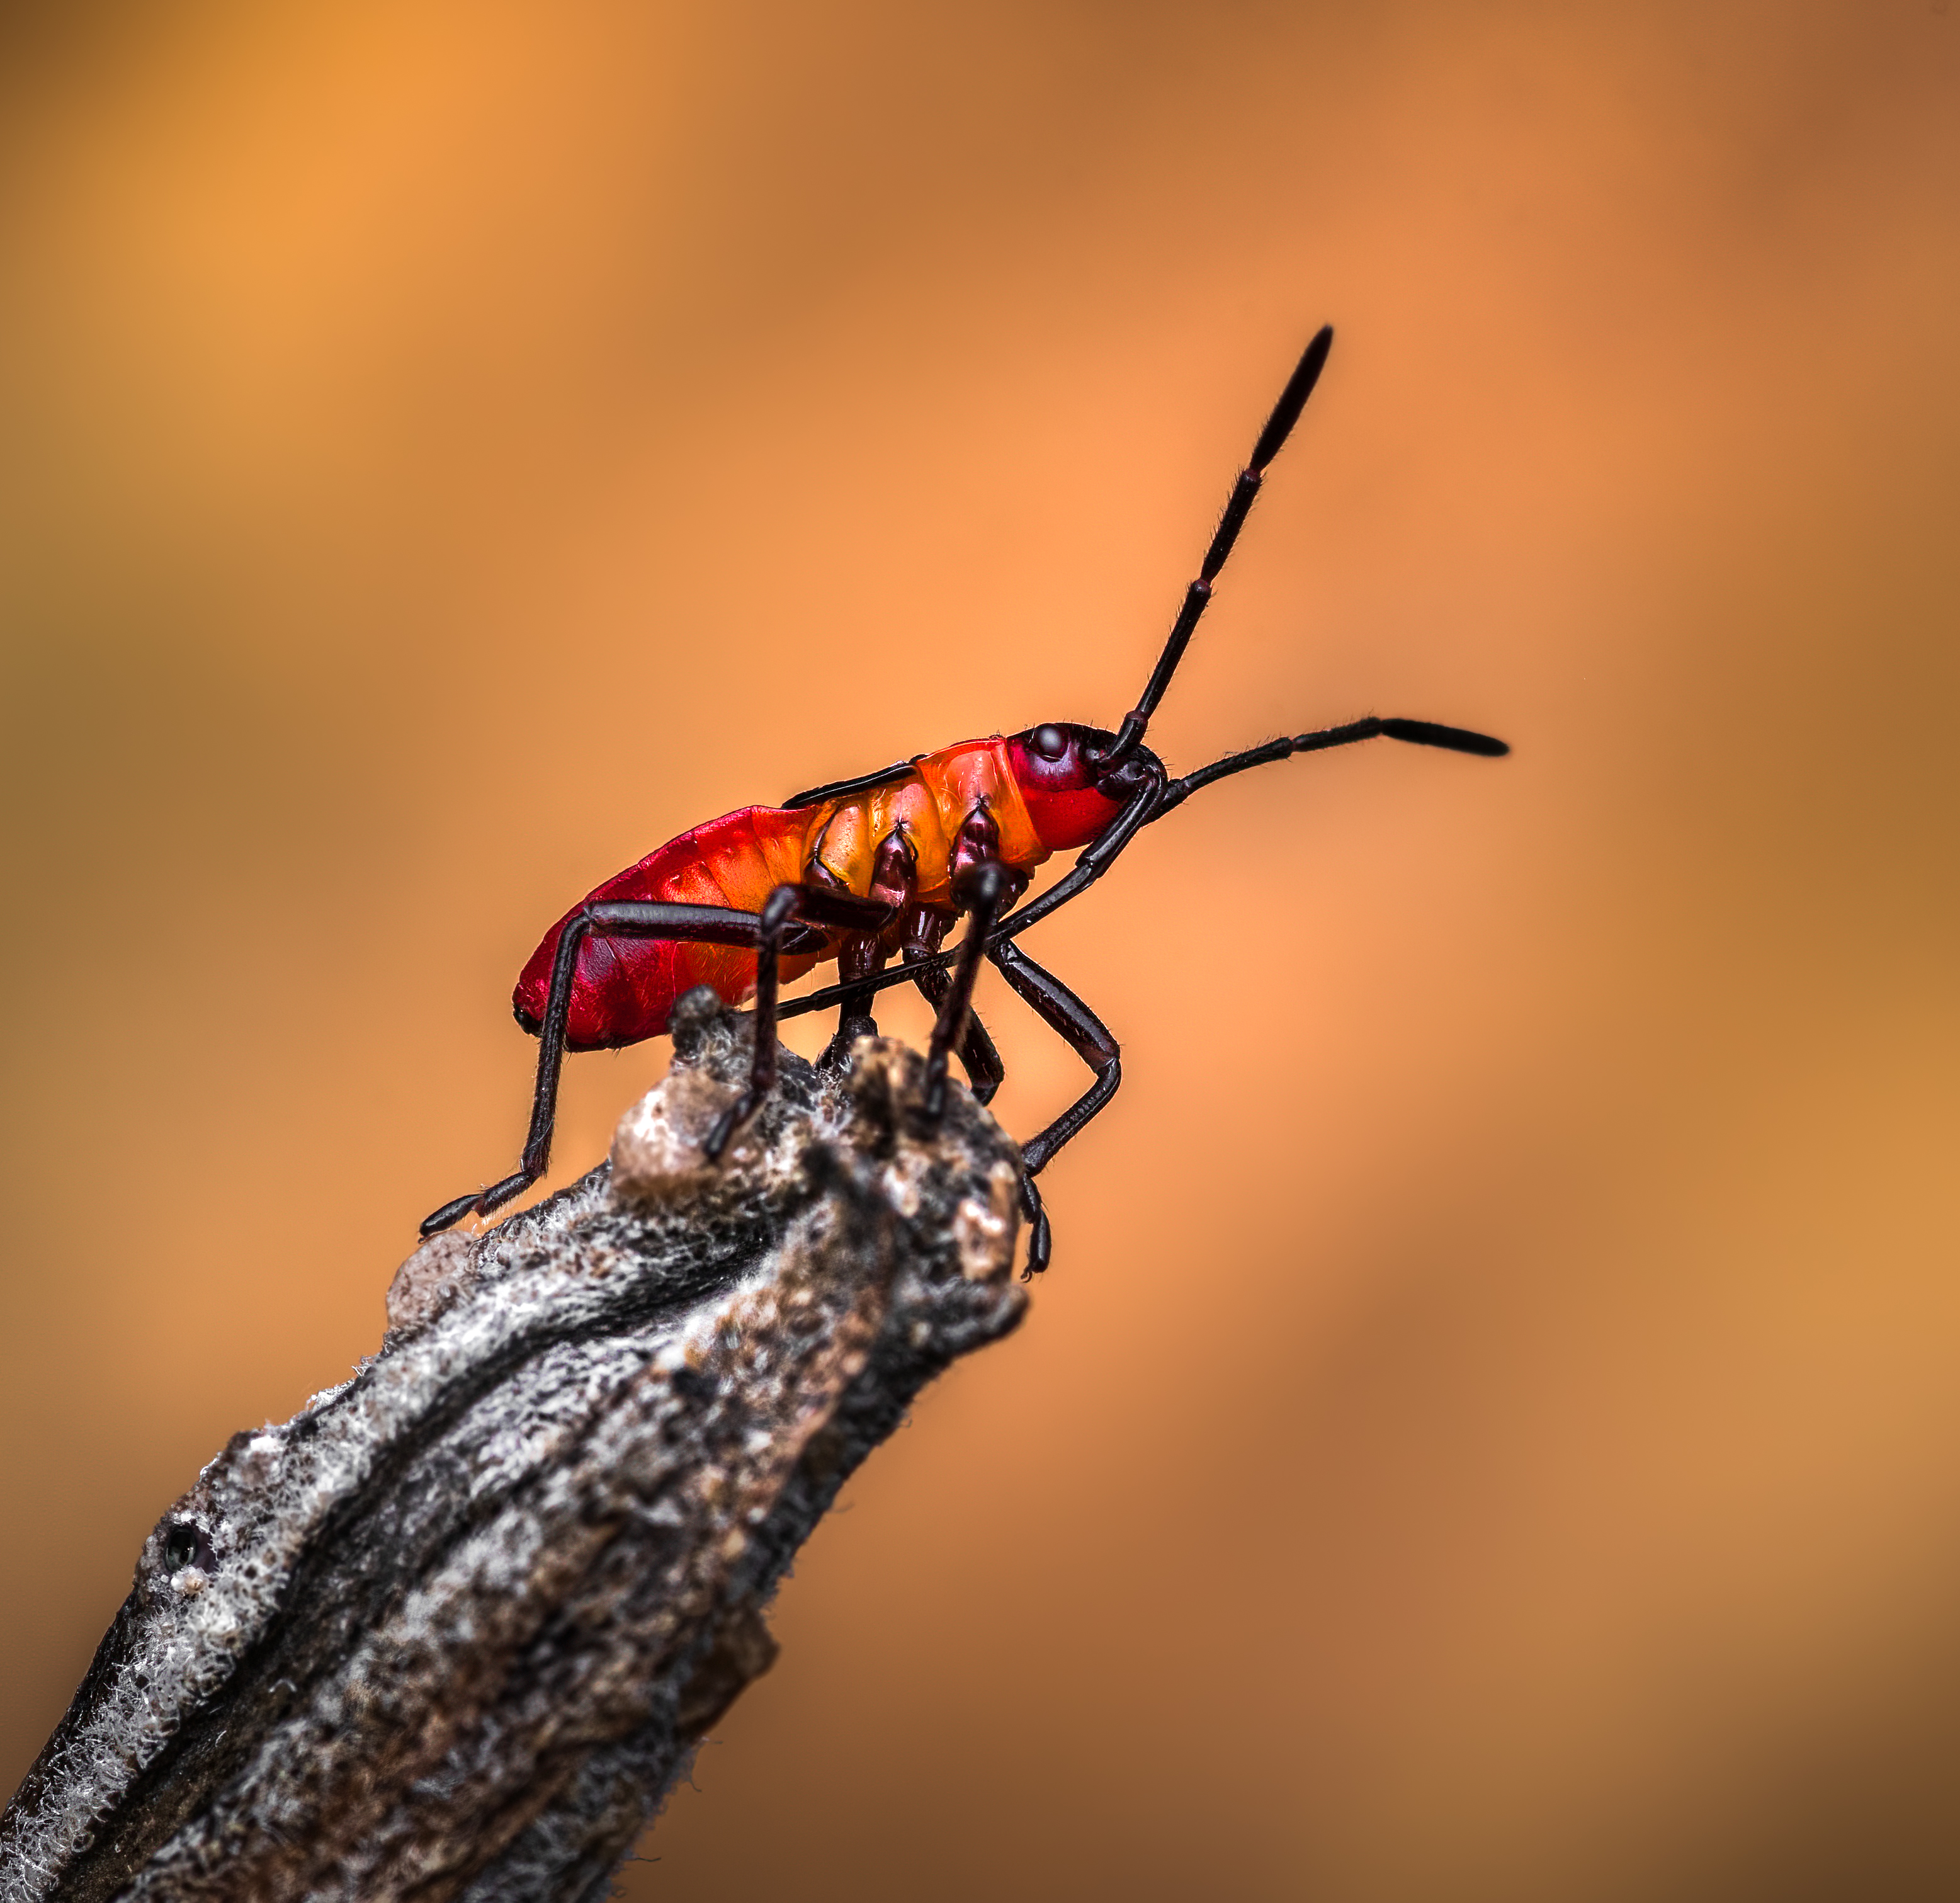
<box><xmin>1</xmin><ymin>993</ymin><xmax>1028</xmax><ymax>1903</ymax></box>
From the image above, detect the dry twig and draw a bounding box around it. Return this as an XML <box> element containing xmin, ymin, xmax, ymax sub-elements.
<box><xmin>1</xmin><ymin>992</ymin><xmax>1028</xmax><ymax>1902</ymax></box>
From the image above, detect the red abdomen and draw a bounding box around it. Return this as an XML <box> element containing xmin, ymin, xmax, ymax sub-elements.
<box><xmin>514</xmin><ymin>805</ymin><xmax>819</xmax><ymax>1050</ymax></box>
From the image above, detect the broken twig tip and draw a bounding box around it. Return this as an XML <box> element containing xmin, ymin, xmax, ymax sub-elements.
<box><xmin>3</xmin><ymin>1000</ymin><xmax>1025</xmax><ymax>1903</ymax></box>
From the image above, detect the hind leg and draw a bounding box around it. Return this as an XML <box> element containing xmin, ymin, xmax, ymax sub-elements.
<box><xmin>421</xmin><ymin>885</ymin><xmax>891</xmax><ymax>1235</ymax></box>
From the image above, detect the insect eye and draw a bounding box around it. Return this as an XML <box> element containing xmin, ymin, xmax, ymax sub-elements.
<box><xmin>1030</xmin><ymin>724</ymin><xmax>1068</xmax><ymax>761</ymax></box>
<box><xmin>164</xmin><ymin>1524</ymin><xmax>200</xmax><ymax>1572</ymax></box>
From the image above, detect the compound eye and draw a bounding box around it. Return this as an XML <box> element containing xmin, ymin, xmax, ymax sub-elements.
<box><xmin>1029</xmin><ymin>724</ymin><xmax>1068</xmax><ymax>761</ymax></box>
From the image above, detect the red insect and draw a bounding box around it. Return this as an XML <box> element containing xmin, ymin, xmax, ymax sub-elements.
<box><xmin>422</xmin><ymin>327</ymin><xmax>1507</xmax><ymax>1271</ymax></box>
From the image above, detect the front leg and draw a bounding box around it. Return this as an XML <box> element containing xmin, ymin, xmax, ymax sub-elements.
<box><xmin>985</xmin><ymin>939</ymin><xmax>1122</xmax><ymax>1277</ymax></box>
<box><xmin>820</xmin><ymin>822</ymin><xmax>919</xmax><ymax>1064</ymax></box>
<box><xmin>422</xmin><ymin>899</ymin><xmax>765</xmax><ymax>1236</ymax></box>
<box><xmin>821</xmin><ymin>930</ymin><xmax>888</xmax><ymax>1067</ymax></box>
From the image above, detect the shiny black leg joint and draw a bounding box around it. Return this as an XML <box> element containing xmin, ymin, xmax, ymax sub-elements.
<box><xmin>987</xmin><ymin>938</ymin><xmax>1122</xmax><ymax>1277</ymax></box>
<box><xmin>704</xmin><ymin>885</ymin><xmax>894</xmax><ymax>1162</ymax></box>
<box><xmin>922</xmin><ymin>863</ymin><xmax>1011</xmax><ymax>1127</ymax></box>
<box><xmin>419</xmin><ymin>885</ymin><xmax>892</xmax><ymax>1236</ymax></box>
<box><xmin>904</xmin><ymin>931</ymin><xmax>1006</xmax><ymax>1108</ymax></box>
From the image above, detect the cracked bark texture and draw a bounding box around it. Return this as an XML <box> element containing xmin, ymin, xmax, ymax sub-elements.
<box><xmin>0</xmin><ymin>991</ymin><xmax>1029</xmax><ymax>1903</ymax></box>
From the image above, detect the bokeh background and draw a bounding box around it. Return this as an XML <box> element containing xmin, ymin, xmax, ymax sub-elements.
<box><xmin>3</xmin><ymin>3</ymin><xmax>1957</xmax><ymax>1897</ymax></box>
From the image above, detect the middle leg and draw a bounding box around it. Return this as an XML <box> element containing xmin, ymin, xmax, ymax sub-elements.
<box><xmin>705</xmin><ymin>881</ymin><xmax>895</xmax><ymax>1161</ymax></box>
<box><xmin>901</xmin><ymin>905</ymin><xmax>1005</xmax><ymax>1106</ymax></box>
<box><xmin>922</xmin><ymin>863</ymin><xmax>1012</xmax><ymax>1124</ymax></box>
<box><xmin>820</xmin><ymin>821</ymin><xmax>922</xmax><ymax>1067</ymax></box>
<box><xmin>821</xmin><ymin>929</ymin><xmax>890</xmax><ymax>1068</ymax></box>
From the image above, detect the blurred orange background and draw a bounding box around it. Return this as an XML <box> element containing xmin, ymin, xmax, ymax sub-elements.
<box><xmin>3</xmin><ymin>3</ymin><xmax>1957</xmax><ymax>1896</ymax></box>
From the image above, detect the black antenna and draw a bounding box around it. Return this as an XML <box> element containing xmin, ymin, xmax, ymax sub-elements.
<box><xmin>1097</xmin><ymin>325</ymin><xmax>1334</xmax><ymax>768</ymax></box>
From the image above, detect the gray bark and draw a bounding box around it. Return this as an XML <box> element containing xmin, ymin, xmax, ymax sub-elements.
<box><xmin>0</xmin><ymin>992</ymin><xmax>1028</xmax><ymax>1903</ymax></box>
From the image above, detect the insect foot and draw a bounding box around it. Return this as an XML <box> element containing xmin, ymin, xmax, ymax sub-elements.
<box><xmin>2</xmin><ymin>1001</ymin><xmax>1029</xmax><ymax>1903</ymax></box>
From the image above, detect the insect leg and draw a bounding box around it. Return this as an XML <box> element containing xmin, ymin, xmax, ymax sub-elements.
<box><xmin>773</xmin><ymin>770</ymin><xmax>1167</xmax><ymax>1029</ymax></box>
<box><xmin>819</xmin><ymin>824</ymin><xmax>922</xmax><ymax>1064</ymax></box>
<box><xmin>421</xmin><ymin>900</ymin><xmax>767</xmax><ymax>1236</ymax></box>
<box><xmin>1016</xmin><ymin>1173</ymin><xmax>1052</xmax><ymax>1282</ymax></box>
<box><xmin>901</xmin><ymin>907</ymin><xmax>1005</xmax><ymax>1106</ymax></box>
<box><xmin>705</xmin><ymin>882</ymin><xmax>895</xmax><ymax>1161</ymax></box>
<box><xmin>823</xmin><ymin>931</ymin><xmax>888</xmax><ymax>1062</ymax></box>
<box><xmin>921</xmin><ymin>863</ymin><xmax>1011</xmax><ymax>1125</ymax></box>
<box><xmin>984</xmin><ymin>766</ymin><xmax>1165</xmax><ymax>944</ymax></box>
<box><xmin>985</xmin><ymin>940</ymin><xmax>1121</xmax><ymax>1276</ymax></box>
<box><xmin>420</xmin><ymin>889</ymin><xmax>890</xmax><ymax>1235</ymax></box>
<box><xmin>700</xmin><ymin>887</ymin><xmax>798</xmax><ymax>1161</ymax></box>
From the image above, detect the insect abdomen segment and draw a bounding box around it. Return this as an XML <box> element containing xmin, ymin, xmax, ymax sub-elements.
<box><xmin>513</xmin><ymin>806</ymin><xmax>817</xmax><ymax>1048</ymax></box>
